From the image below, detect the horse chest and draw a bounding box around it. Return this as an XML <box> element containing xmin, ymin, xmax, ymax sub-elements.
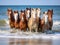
<box><xmin>44</xmin><ymin>15</ymin><xmax>48</xmax><ymax>24</ymax></box>
<box><xmin>14</xmin><ymin>14</ymin><xmax>18</xmax><ymax>21</ymax></box>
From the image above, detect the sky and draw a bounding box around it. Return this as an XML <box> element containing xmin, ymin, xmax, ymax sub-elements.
<box><xmin>0</xmin><ymin>0</ymin><xmax>60</xmax><ymax>5</ymax></box>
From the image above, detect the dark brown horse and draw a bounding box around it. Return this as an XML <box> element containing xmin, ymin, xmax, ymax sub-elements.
<box><xmin>13</xmin><ymin>10</ymin><xmax>20</xmax><ymax>29</ymax></box>
<box><xmin>47</xmin><ymin>9</ymin><xmax>53</xmax><ymax>30</ymax></box>
<box><xmin>19</xmin><ymin>10</ymin><xmax>27</xmax><ymax>31</ymax></box>
<box><xmin>7</xmin><ymin>8</ymin><xmax>15</xmax><ymax>28</ymax></box>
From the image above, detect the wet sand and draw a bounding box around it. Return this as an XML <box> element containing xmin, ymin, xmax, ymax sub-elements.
<box><xmin>0</xmin><ymin>37</ymin><xmax>60</xmax><ymax>45</ymax></box>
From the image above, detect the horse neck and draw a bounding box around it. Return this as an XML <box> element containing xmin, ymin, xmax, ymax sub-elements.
<box><xmin>31</xmin><ymin>14</ymin><xmax>36</xmax><ymax>18</ymax></box>
<box><xmin>14</xmin><ymin>13</ymin><xmax>18</xmax><ymax>21</ymax></box>
<box><xmin>37</xmin><ymin>12</ymin><xmax>40</xmax><ymax>17</ymax></box>
<box><xmin>48</xmin><ymin>14</ymin><xmax>53</xmax><ymax>21</ymax></box>
<box><xmin>31</xmin><ymin>11</ymin><xmax>36</xmax><ymax>18</ymax></box>
<box><xmin>20</xmin><ymin>14</ymin><xmax>26</xmax><ymax>21</ymax></box>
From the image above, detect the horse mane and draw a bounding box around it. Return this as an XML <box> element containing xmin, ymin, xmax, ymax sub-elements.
<box><xmin>10</xmin><ymin>10</ymin><xmax>15</xmax><ymax>22</ymax></box>
<box><xmin>17</xmin><ymin>13</ymin><xmax>20</xmax><ymax>23</ymax></box>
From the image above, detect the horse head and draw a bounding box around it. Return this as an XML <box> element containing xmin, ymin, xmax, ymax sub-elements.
<box><xmin>14</xmin><ymin>10</ymin><xmax>19</xmax><ymax>22</ymax></box>
<box><xmin>25</xmin><ymin>8</ymin><xmax>31</xmax><ymax>21</ymax></box>
<box><xmin>47</xmin><ymin>9</ymin><xmax>53</xmax><ymax>18</ymax></box>
<box><xmin>36</xmin><ymin>8</ymin><xmax>41</xmax><ymax>17</ymax></box>
<box><xmin>20</xmin><ymin>10</ymin><xmax>26</xmax><ymax>21</ymax></box>
<box><xmin>31</xmin><ymin>8</ymin><xmax>36</xmax><ymax>18</ymax></box>
<box><xmin>7</xmin><ymin>8</ymin><xmax>13</xmax><ymax>19</ymax></box>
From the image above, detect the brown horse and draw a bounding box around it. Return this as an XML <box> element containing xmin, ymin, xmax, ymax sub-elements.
<box><xmin>7</xmin><ymin>8</ymin><xmax>15</xmax><ymax>28</ymax></box>
<box><xmin>47</xmin><ymin>9</ymin><xmax>53</xmax><ymax>30</ymax></box>
<box><xmin>13</xmin><ymin>10</ymin><xmax>20</xmax><ymax>29</ymax></box>
<box><xmin>19</xmin><ymin>10</ymin><xmax>27</xmax><ymax>31</ymax></box>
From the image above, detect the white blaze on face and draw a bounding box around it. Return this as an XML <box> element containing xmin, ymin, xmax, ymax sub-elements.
<box><xmin>14</xmin><ymin>13</ymin><xmax>18</xmax><ymax>21</ymax></box>
<box><xmin>43</xmin><ymin>14</ymin><xmax>48</xmax><ymax>24</ymax></box>
<box><xmin>27</xmin><ymin>10</ymin><xmax>30</xmax><ymax>18</ymax></box>
<box><xmin>21</xmin><ymin>16</ymin><xmax>24</xmax><ymax>21</ymax></box>
<box><xmin>31</xmin><ymin>9</ymin><xmax>36</xmax><ymax>18</ymax></box>
<box><xmin>37</xmin><ymin>8</ymin><xmax>41</xmax><ymax>17</ymax></box>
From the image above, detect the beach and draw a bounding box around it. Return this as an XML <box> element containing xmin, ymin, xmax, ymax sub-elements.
<box><xmin>0</xmin><ymin>5</ymin><xmax>60</xmax><ymax>45</ymax></box>
<box><xmin>0</xmin><ymin>35</ymin><xmax>60</xmax><ymax>45</ymax></box>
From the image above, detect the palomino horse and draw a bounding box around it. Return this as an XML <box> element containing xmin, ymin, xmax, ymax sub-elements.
<box><xmin>7</xmin><ymin>8</ymin><xmax>15</xmax><ymax>28</ymax></box>
<box><xmin>47</xmin><ymin>9</ymin><xmax>53</xmax><ymax>30</ymax></box>
<box><xmin>25</xmin><ymin>8</ymin><xmax>31</xmax><ymax>21</ymax></box>
<box><xmin>28</xmin><ymin>8</ymin><xmax>38</xmax><ymax>32</ymax></box>
<box><xmin>19</xmin><ymin>10</ymin><xmax>27</xmax><ymax>31</ymax></box>
<box><xmin>13</xmin><ymin>10</ymin><xmax>20</xmax><ymax>29</ymax></box>
<box><xmin>36</xmin><ymin>8</ymin><xmax>41</xmax><ymax>32</ymax></box>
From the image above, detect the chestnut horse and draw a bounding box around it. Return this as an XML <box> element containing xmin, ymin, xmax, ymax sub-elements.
<box><xmin>7</xmin><ymin>8</ymin><xmax>15</xmax><ymax>28</ymax></box>
<box><xmin>13</xmin><ymin>10</ymin><xmax>20</xmax><ymax>29</ymax></box>
<box><xmin>47</xmin><ymin>9</ymin><xmax>53</xmax><ymax>30</ymax></box>
<box><xmin>19</xmin><ymin>10</ymin><xmax>27</xmax><ymax>31</ymax></box>
<box><xmin>28</xmin><ymin>8</ymin><xmax>38</xmax><ymax>33</ymax></box>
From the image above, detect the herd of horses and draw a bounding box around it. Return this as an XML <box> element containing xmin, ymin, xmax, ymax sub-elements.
<box><xmin>7</xmin><ymin>8</ymin><xmax>53</xmax><ymax>33</ymax></box>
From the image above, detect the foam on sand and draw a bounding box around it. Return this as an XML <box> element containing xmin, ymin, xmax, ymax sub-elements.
<box><xmin>0</xmin><ymin>30</ymin><xmax>60</xmax><ymax>39</ymax></box>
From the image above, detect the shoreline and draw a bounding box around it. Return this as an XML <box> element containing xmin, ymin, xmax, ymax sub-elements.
<box><xmin>0</xmin><ymin>30</ymin><xmax>60</xmax><ymax>39</ymax></box>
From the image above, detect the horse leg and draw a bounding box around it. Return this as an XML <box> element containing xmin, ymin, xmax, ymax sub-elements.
<box><xmin>10</xmin><ymin>22</ymin><xmax>15</xmax><ymax>28</ymax></box>
<box><xmin>30</xmin><ymin>27</ymin><xmax>32</xmax><ymax>33</ymax></box>
<box><xmin>49</xmin><ymin>21</ymin><xmax>53</xmax><ymax>30</ymax></box>
<box><xmin>41</xmin><ymin>24</ymin><xmax>45</xmax><ymax>33</ymax></box>
<box><xmin>35</xmin><ymin>28</ymin><xmax>38</xmax><ymax>33</ymax></box>
<box><xmin>49</xmin><ymin>26</ymin><xmax>52</xmax><ymax>30</ymax></box>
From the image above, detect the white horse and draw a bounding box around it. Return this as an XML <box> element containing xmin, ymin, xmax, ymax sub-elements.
<box><xmin>28</xmin><ymin>8</ymin><xmax>38</xmax><ymax>33</ymax></box>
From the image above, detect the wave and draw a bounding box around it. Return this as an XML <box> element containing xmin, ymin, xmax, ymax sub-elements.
<box><xmin>4</xmin><ymin>19</ymin><xmax>9</xmax><ymax>24</ymax></box>
<box><xmin>0</xmin><ymin>19</ymin><xmax>9</xmax><ymax>25</ymax></box>
<box><xmin>0</xmin><ymin>32</ymin><xmax>60</xmax><ymax>39</ymax></box>
<box><xmin>53</xmin><ymin>21</ymin><xmax>60</xmax><ymax>26</ymax></box>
